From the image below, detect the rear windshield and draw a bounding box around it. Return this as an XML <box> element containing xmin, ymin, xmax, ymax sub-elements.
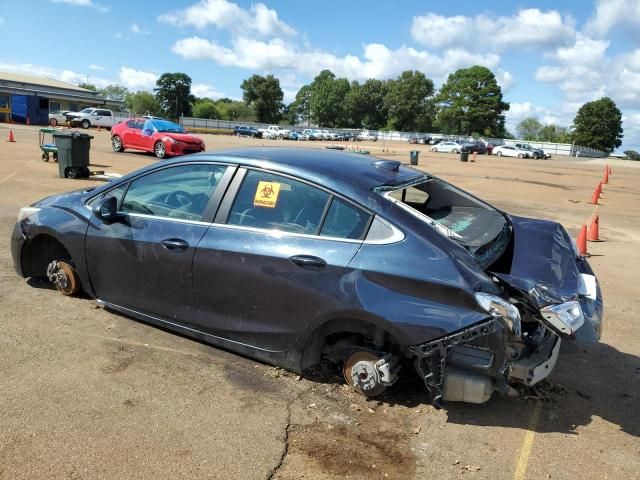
<box><xmin>383</xmin><ymin>178</ymin><xmax>509</xmax><ymax>255</ymax></box>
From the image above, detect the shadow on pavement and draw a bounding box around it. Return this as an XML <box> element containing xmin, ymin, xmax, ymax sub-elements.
<box><xmin>444</xmin><ymin>341</ymin><xmax>640</xmax><ymax>437</ymax></box>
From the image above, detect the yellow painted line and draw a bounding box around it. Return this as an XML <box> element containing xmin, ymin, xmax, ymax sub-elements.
<box><xmin>513</xmin><ymin>401</ymin><xmax>542</xmax><ymax>480</ymax></box>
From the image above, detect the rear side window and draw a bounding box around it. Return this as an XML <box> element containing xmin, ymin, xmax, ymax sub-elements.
<box><xmin>320</xmin><ymin>198</ymin><xmax>371</xmax><ymax>240</ymax></box>
<box><xmin>227</xmin><ymin>170</ymin><xmax>329</xmax><ymax>234</ymax></box>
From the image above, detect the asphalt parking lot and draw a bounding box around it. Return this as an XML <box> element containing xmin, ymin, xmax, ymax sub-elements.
<box><xmin>1</xmin><ymin>125</ymin><xmax>639</xmax><ymax>480</ymax></box>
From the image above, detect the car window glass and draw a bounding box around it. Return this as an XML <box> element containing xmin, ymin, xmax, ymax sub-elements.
<box><xmin>87</xmin><ymin>182</ymin><xmax>128</xmax><ymax>208</ymax></box>
<box><xmin>320</xmin><ymin>198</ymin><xmax>370</xmax><ymax>240</ymax></box>
<box><xmin>228</xmin><ymin>170</ymin><xmax>329</xmax><ymax>235</ymax></box>
<box><xmin>120</xmin><ymin>164</ymin><xmax>227</xmax><ymax>221</ymax></box>
<box><xmin>126</xmin><ymin>120</ymin><xmax>136</xmax><ymax>128</ymax></box>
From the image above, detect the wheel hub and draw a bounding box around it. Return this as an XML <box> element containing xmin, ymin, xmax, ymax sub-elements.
<box><xmin>343</xmin><ymin>351</ymin><xmax>387</xmax><ymax>397</ymax></box>
<box><xmin>46</xmin><ymin>260</ymin><xmax>78</xmax><ymax>295</ymax></box>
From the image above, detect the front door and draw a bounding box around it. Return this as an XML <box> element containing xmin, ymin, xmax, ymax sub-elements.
<box><xmin>85</xmin><ymin>163</ymin><xmax>231</xmax><ymax>322</ymax></box>
<box><xmin>192</xmin><ymin>168</ymin><xmax>371</xmax><ymax>351</ymax></box>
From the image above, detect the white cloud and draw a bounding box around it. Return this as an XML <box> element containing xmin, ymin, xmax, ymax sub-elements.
<box><xmin>411</xmin><ymin>9</ymin><xmax>575</xmax><ymax>52</ymax></box>
<box><xmin>89</xmin><ymin>64</ymin><xmax>105</xmax><ymax>71</ymax></box>
<box><xmin>159</xmin><ymin>0</ymin><xmax>296</xmax><ymax>37</ymax></box>
<box><xmin>495</xmin><ymin>69</ymin><xmax>514</xmax><ymax>92</ymax></box>
<box><xmin>586</xmin><ymin>0</ymin><xmax>640</xmax><ymax>36</ymax></box>
<box><xmin>172</xmin><ymin>36</ymin><xmax>500</xmax><ymax>83</ymax></box>
<box><xmin>51</xmin><ymin>0</ymin><xmax>109</xmax><ymax>13</ymax></box>
<box><xmin>130</xmin><ymin>23</ymin><xmax>149</xmax><ymax>35</ymax></box>
<box><xmin>118</xmin><ymin>67</ymin><xmax>158</xmax><ymax>90</ymax></box>
<box><xmin>0</xmin><ymin>61</ymin><xmax>111</xmax><ymax>88</ymax></box>
<box><xmin>192</xmin><ymin>83</ymin><xmax>225</xmax><ymax>99</ymax></box>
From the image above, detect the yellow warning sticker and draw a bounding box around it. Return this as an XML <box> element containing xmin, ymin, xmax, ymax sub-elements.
<box><xmin>253</xmin><ymin>181</ymin><xmax>281</xmax><ymax>208</ymax></box>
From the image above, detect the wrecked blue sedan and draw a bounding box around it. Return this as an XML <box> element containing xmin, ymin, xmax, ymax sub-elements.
<box><xmin>11</xmin><ymin>147</ymin><xmax>603</xmax><ymax>405</ymax></box>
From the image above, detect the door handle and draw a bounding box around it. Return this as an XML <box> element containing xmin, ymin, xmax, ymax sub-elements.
<box><xmin>160</xmin><ymin>238</ymin><xmax>189</xmax><ymax>251</ymax></box>
<box><xmin>289</xmin><ymin>255</ymin><xmax>327</xmax><ymax>268</ymax></box>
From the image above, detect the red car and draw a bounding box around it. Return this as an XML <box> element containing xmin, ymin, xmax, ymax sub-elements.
<box><xmin>111</xmin><ymin>118</ymin><xmax>205</xmax><ymax>158</ymax></box>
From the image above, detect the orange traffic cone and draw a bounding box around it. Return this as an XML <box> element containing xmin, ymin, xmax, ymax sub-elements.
<box><xmin>589</xmin><ymin>186</ymin><xmax>599</xmax><ymax>204</ymax></box>
<box><xmin>609</xmin><ymin>166</ymin><xmax>613</xmax><ymax>175</ymax></box>
<box><xmin>587</xmin><ymin>214</ymin><xmax>600</xmax><ymax>242</ymax></box>
<box><xmin>7</xmin><ymin>130</ymin><xmax>15</xmax><ymax>142</ymax></box>
<box><xmin>603</xmin><ymin>170</ymin><xmax>609</xmax><ymax>184</ymax></box>
<box><xmin>576</xmin><ymin>225</ymin><xmax>588</xmax><ymax>256</ymax></box>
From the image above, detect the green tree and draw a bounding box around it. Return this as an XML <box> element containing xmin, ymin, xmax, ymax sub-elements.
<box><xmin>309</xmin><ymin>70</ymin><xmax>351</xmax><ymax>127</ymax></box>
<box><xmin>571</xmin><ymin>97</ymin><xmax>623</xmax><ymax>153</ymax></box>
<box><xmin>538</xmin><ymin>124</ymin><xmax>571</xmax><ymax>143</ymax></box>
<box><xmin>154</xmin><ymin>72</ymin><xmax>194</xmax><ymax>119</ymax></box>
<box><xmin>516</xmin><ymin>117</ymin><xmax>543</xmax><ymax>140</ymax></box>
<box><xmin>241</xmin><ymin>74</ymin><xmax>284</xmax><ymax>124</ymax></box>
<box><xmin>436</xmin><ymin>66</ymin><xmax>509</xmax><ymax>136</ymax></box>
<box><xmin>345</xmin><ymin>79</ymin><xmax>389</xmax><ymax>129</ymax></box>
<box><xmin>78</xmin><ymin>82</ymin><xmax>97</xmax><ymax>91</ymax></box>
<box><xmin>384</xmin><ymin>70</ymin><xmax>435</xmax><ymax>132</ymax></box>
<box><xmin>216</xmin><ymin>100</ymin><xmax>255</xmax><ymax>121</ymax></box>
<box><xmin>286</xmin><ymin>85</ymin><xmax>312</xmax><ymax>125</ymax></box>
<box><xmin>624</xmin><ymin>150</ymin><xmax>640</xmax><ymax>160</ymax></box>
<box><xmin>193</xmin><ymin>100</ymin><xmax>219</xmax><ymax>119</ymax></box>
<box><xmin>99</xmin><ymin>84</ymin><xmax>129</xmax><ymax>102</ymax></box>
<box><xmin>124</xmin><ymin>91</ymin><xmax>161</xmax><ymax>116</ymax></box>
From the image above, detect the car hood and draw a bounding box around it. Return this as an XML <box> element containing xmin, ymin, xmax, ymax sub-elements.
<box><xmin>490</xmin><ymin>215</ymin><xmax>581</xmax><ymax>308</ymax></box>
<box><xmin>33</xmin><ymin>187</ymin><xmax>94</xmax><ymax>207</ymax></box>
<box><xmin>160</xmin><ymin>133</ymin><xmax>203</xmax><ymax>143</ymax></box>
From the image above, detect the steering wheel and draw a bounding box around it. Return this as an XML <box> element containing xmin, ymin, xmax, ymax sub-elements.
<box><xmin>165</xmin><ymin>190</ymin><xmax>193</xmax><ymax>209</ymax></box>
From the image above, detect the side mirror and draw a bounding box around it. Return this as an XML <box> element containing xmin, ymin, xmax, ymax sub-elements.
<box><xmin>93</xmin><ymin>196</ymin><xmax>119</xmax><ymax>222</ymax></box>
<box><xmin>143</xmin><ymin>129</ymin><xmax>153</xmax><ymax>136</ymax></box>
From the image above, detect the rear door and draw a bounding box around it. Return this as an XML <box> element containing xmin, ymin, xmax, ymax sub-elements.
<box><xmin>191</xmin><ymin>168</ymin><xmax>372</xmax><ymax>351</ymax></box>
<box><xmin>85</xmin><ymin>163</ymin><xmax>233</xmax><ymax>322</ymax></box>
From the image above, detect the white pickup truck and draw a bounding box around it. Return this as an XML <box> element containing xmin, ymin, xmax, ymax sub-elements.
<box><xmin>68</xmin><ymin>108</ymin><xmax>129</xmax><ymax>130</ymax></box>
<box><xmin>259</xmin><ymin>125</ymin><xmax>290</xmax><ymax>139</ymax></box>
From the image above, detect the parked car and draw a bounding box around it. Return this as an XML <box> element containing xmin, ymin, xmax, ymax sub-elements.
<box><xmin>486</xmin><ymin>143</ymin><xmax>498</xmax><ymax>155</ymax></box>
<box><xmin>417</xmin><ymin>136</ymin><xmax>432</xmax><ymax>145</ymax></box>
<box><xmin>67</xmin><ymin>108</ymin><xmax>128</xmax><ymax>130</ymax></box>
<box><xmin>461</xmin><ymin>142</ymin><xmax>488</xmax><ymax>154</ymax></box>
<box><xmin>259</xmin><ymin>125</ymin><xmax>290</xmax><ymax>139</ymax></box>
<box><xmin>12</xmin><ymin>147</ymin><xmax>603</xmax><ymax>405</ymax></box>
<box><xmin>515</xmin><ymin>143</ymin><xmax>551</xmax><ymax>159</ymax></box>
<box><xmin>492</xmin><ymin>145</ymin><xmax>531</xmax><ymax>158</ymax></box>
<box><xmin>111</xmin><ymin>118</ymin><xmax>205</xmax><ymax>158</ymax></box>
<box><xmin>431</xmin><ymin>141</ymin><xmax>464</xmax><ymax>153</ymax></box>
<box><xmin>289</xmin><ymin>131</ymin><xmax>301</xmax><ymax>140</ymax></box>
<box><xmin>357</xmin><ymin>130</ymin><xmax>378</xmax><ymax>141</ymax></box>
<box><xmin>302</xmin><ymin>128</ymin><xmax>323</xmax><ymax>141</ymax></box>
<box><xmin>48</xmin><ymin>110</ymin><xmax>70</xmax><ymax>127</ymax></box>
<box><xmin>234</xmin><ymin>125</ymin><xmax>261</xmax><ymax>138</ymax></box>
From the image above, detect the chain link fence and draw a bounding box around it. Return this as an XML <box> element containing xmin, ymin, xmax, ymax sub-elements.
<box><xmin>179</xmin><ymin>117</ymin><xmax>608</xmax><ymax>158</ymax></box>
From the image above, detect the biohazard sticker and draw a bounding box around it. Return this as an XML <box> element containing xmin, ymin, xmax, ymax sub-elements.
<box><xmin>253</xmin><ymin>181</ymin><xmax>281</xmax><ymax>208</ymax></box>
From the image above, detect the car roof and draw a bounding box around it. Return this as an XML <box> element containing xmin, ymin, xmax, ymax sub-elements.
<box><xmin>184</xmin><ymin>147</ymin><xmax>425</xmax><ymax>191</ymax></box>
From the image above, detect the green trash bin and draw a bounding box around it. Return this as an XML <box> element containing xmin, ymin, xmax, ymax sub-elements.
<box><xmin>53</xmin><ymin>131</ymin><xmax>93</xmax><ymax>179</ymax></box>
<box><xmin>410</xmin><ymin>150</ymin><xmax>420</xmax><ymax>165</ymax></box>
<box><xmin>460</xmin><ymin>151</ymin><xmax>469</xmax><ymax>162</ymax></box>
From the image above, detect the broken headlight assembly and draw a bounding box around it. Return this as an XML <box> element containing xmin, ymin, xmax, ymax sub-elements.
<box><xmin>475</xmin><ymin>292</ymin><xmax>522</xmax><ymax>336</ymax></box>
<box><xmin>540</xmin><ymin>301</ymin><xmax>584</xmax><ymax>335</ymax></box>
<box><xmin>17</xmin><ymin>207</ymin><xmax>41</xmax><ymax>222</ymax></box>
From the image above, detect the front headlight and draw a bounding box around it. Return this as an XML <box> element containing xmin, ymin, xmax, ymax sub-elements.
<box><xmin>475</xmin><ymin>292</ymin><xmax>522</xmax><ymax>336</ymax></box>
<box><xmin>541</xmin><ymin>301</ymin><xmax>584</xmax><ymax>335</ymax></box>
<box><xmin>162</xmin><ymin>136</ymin><xmax>180</xmax><ymax>144</ymax></box>
<box><xmin>17</xmin><ymin>207</ymin><xmax>41</xmax><ymax>222</ymax></box>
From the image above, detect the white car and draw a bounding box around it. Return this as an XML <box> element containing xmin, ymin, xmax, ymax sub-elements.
<box><xmin>492</xmin><ymin>145</ymin><xmax>531</xmax><ymax>158</ymax></box>
<box><xmin>259</xmin><ymin>125</ymin><xmax>290</xmax><ymax>139</ymax></box>
<box><xmin>431</xmin><ymin>141</ymin><xmax>464</xmax><ymax>153</ymax></box>
<box><xmin>357</xmin><ymin>130</ymin><xmax>378</xmax><ymax>141</ymax></box>
<box><xmin>48</xmin><ymin>110</ymin><xmax>70</xmax><ymax>127</ymax></box>
<box><xmin>68</xmin><ymin>108</ymin><xmax>128</xmax><ymax>130</ymax></box>
<box><xmin>322</xmin><ymin>130</ymin><xmax>338</xmax><ymax>140</ymax></box>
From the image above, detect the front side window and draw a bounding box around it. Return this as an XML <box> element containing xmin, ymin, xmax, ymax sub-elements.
<box><xmin>120</xmin><ymin>164</ymin><xmax>227</xmax><ymax>221</ymax></box>
<box><xmin>227</xmin><ymin>170</ymin><xmax>329</xmax><ymax>234</ymax></box>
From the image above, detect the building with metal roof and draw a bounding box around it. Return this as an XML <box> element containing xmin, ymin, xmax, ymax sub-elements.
<box><xmin>0</xmin><ymin>71</ymin><xmax>123</xmax><ymax>125</ymax></box>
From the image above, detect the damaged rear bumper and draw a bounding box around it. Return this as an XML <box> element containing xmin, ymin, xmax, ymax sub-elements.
<box><xmin>409</xmin><ymin>318</ymin><xmax>561</xmax><ymax>406</ymax></box>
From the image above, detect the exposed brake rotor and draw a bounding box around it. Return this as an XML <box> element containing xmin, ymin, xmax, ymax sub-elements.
<box><xmin>47</xmin><ymin>260</ymin><xmax>79</xmax><ymax>296</ymax></box>
<box><xmin>343</xmin><ymin>351</ymin><xmax>387</xmax><ymax>397</ymax></box>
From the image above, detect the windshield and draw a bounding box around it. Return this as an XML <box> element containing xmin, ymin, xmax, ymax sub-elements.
<box><xmin>80</xmin><ymin>108</ymin><xmax>93</xmax><ymax>114</ymax></box>
<box><xmin>147</xmin><ymin>120</ymin><xmax>184</xmax><ymax>133</ymax></box>
<box><xmin>384</xmin><ymin>178</ymin><xmax>510</xmax><ymax>265</ymax></box>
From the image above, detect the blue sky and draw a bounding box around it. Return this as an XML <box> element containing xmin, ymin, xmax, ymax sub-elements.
<box><xmin>1</xmin><ymin>0</ymin><xmax>639</xmax><ymax>150</ymax></box>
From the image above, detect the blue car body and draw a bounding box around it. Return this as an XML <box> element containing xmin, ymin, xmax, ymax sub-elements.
<box><xmin>11</xmin><ymin>147</ymin><xmax>603</xmax><ymax>404</ymax></box>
